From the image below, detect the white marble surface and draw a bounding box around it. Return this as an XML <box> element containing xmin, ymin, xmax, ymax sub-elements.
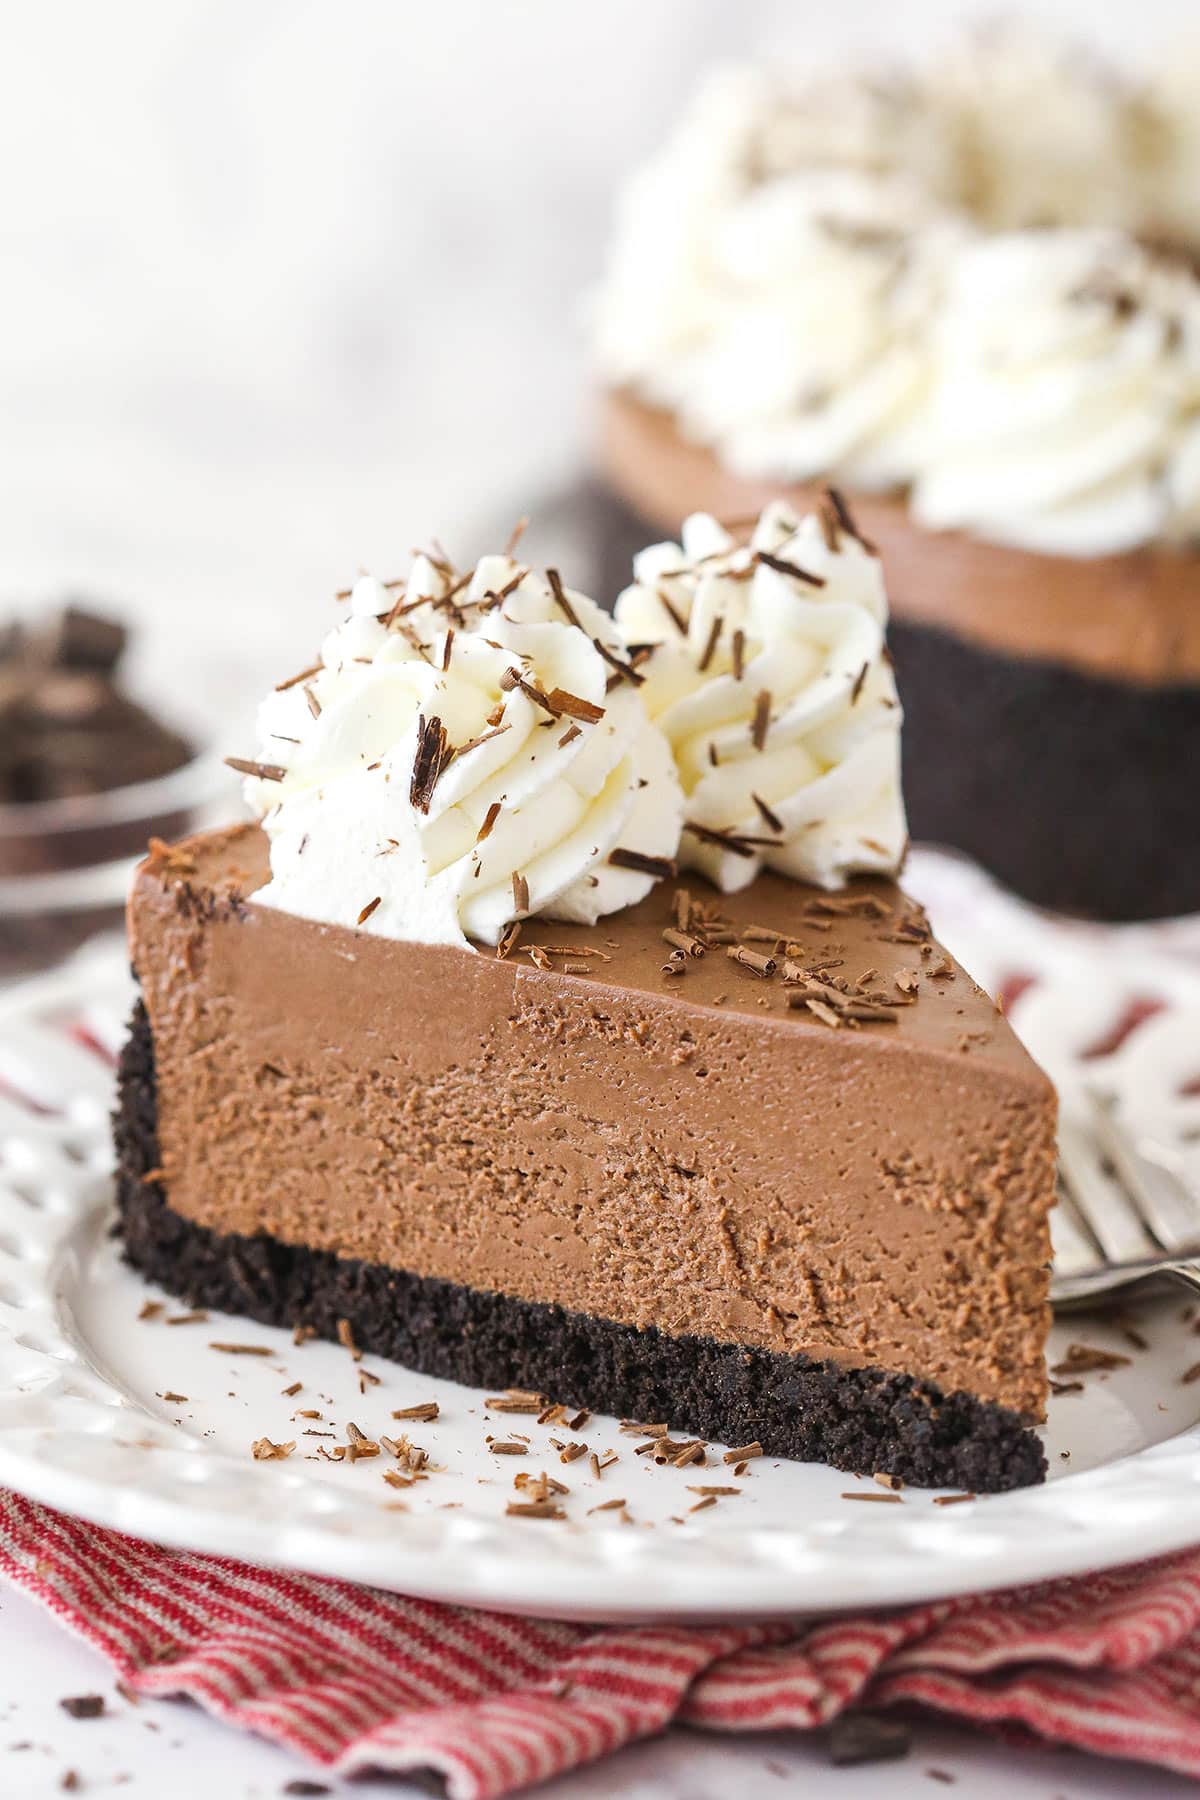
<box><xmin>0</xmin><ymin>1586</ymin><xmax>1195</xmax><ymax>1799</ymax></box>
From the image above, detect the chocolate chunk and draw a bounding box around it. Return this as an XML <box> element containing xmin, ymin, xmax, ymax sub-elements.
<box><xmin>44</xmin><ymin>606</ymin><xmax>127</xmax><ymax>672</ymax></box>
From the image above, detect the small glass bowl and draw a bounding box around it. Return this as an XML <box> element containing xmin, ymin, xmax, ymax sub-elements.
<box><xmin>0</xmin><ymin>747</ymin><xmax>228</xmax><ymax>978</ymax></box>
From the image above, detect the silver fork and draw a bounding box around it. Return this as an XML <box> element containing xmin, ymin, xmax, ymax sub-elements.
<box><xmin>1052</xmin><ymin>1091</ymin><xmax>1200</xmax><ymax>1308</ymax></box>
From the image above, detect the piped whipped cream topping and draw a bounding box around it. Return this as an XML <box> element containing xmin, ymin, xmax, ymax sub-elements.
<box><xmin>594</xmin><ymin>68</ymin><xmax>950</xmax><ymax>496</ymax></box>
<box><xmin>614</xmin><ymin>497</ymin><xmax>906</xmax><ymax>894</ymax></box>
<box><xmin>593</xmin><ymin>33</ymin><xmax>1200</xmax><ymax>554</ymax></box>
<box><xmin>239</xmin><ymin>551</ymin><xmax>683</xmax><ymax>949</ymax></box>
<box><xmin>926</xmin><ymin>25</ymin><xmax>1165</xmax><ymax>234</ymax></box>
<box><xmin>911</xmin><ymin>231</ymin><xmax>1200</xmax><ymax>556</ymax></box>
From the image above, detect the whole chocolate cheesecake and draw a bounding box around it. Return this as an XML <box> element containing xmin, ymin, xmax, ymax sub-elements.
<box><xmin>115</xmin><ymin>505</ymin><xmax>1057</xmax><ymax>1492</ymax></box>
<box><xmin>590</xmin><ymin>34</ymin><xmax>1200</xmax><ymax>922</ymax></box>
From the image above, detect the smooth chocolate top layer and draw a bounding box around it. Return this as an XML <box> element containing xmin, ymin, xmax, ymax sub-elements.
<box><xmin>130</xmin><ymin>824</ymin><xmax>1056</xmax><ymax>1418</ymax></box>
<box><xmin>598</xmin><ymin>388</ymin><xmax>1200</xmax><ymax>689</ymax></box>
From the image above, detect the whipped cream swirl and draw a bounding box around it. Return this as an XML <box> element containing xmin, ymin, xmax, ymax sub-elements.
<box><xmin>594</xmin><ymin>70</ymin><xmax>952</xmax><ymax>495</ymax></box>
<box><xmin>911</xmin><ymin>231</ymin><xmax>1194</xmax><ymax>556</ymax></box>
<box><xmin>239</xmin><ymin>553</ymin><xmax>683</xmax><ymax>948</ymax></box>
<box><xmin>614</xmin><ymin>499</ymin><xmax>906</xmax><ymax>894</ymax></box>
<box><xmin>594</xmin><ymin>39</ymin><xmax>1200</xmax><ymax>554</ymax></box>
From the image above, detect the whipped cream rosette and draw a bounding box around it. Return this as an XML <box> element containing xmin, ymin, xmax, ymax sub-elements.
<box><xmin>680</xmin><ymin>170</ymin><xmax>957</xmax><ymax>495</ymax></box>
<box><xmin>237</xmin><ymin>552</ymin><xmax>683</xmax><ymax>948</ymax></box>
<box><xmin>614</xmin><ymin>498</ymin><xmax>905</xmax><ymax>894</ymax></box>
<box><xmin>910</xmin><ymin>230</ymin><xmax>1196</xmax><ymax>556</ymax></box>
<box><xmin>593</xmin><ymin>68</ymin><xmax>953</xmax><ymax>497</ymax></box>
<box><xmin>593</xmin><ymin>32</ymin><xmax>1200</xmax><ymax>556</ymax></box>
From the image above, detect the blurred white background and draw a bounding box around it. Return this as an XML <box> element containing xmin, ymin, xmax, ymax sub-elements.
<box><xmin>1</xmin><ymin>0</ymin><xmax>1195</xmax><ymax>731</ymax></box>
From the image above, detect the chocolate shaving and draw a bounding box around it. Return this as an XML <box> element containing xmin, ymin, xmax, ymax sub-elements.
<box><xmin>731</xmin><ymin>628</ymin><xmax>746</xmax><ymax>680</ymax></box>
<box><xmin>850</xmin><ymin>661</ymin><xmax>869</xmax><ymax>705</ymax></box>
<box><xmin>476</xmin><ymin>802</ymin><xmax>501</xmax><ymax>844</ymax></box>
<box><xmin>487</xmin><ymin>1389</ymin><xmax>546</xmax><ymax>1413</ymax></box>
<box><xmin>591</xmin><ymin>636</ymin><xmax>645</xmax><ymax>686</ymax></box>
<box><xmin>410</xmin><ymin>713</ymin><xmax>451</xmax><ymax>814</ymax></box>
<box><xmin>751</xmin><ymin>792</ymin><xmax>784</xmax><ymax>834</ymax></box>
<box><xmin>545</xmin><ymin>687</ymin><xmax>605</xmax><ymax>723</ymax></box>
<box><xmin>505</xmin><ymin>670</ymin><xmax>558</xmax><ymax>714</ymax></box>
<box><xmin>697</xmin><ymin>613</ymin><xmax>723</xmax><ymax>673</ymax></box>
<box><xmin>225</xmin><ymin>757</ymin><xmax>287</xmax><ymax>783</ymax></box>
<box><xmin>824</xmin><ymin>485</ymin><xmax>877</xmax><ymax>554</ymax></box>
<box><xmin>663</xmin><ymin>928</ymin><xmax>705</xmax><ymax>958</ymax></box>
<box><xmin>456</xmin><ymin>722</ymin><xmax>511</xmax><ymax>758</ymax></box>
<box><xmin>391</xmin><ymin>1401</ymin><xmax>439</xmax><ymax>1422</ymax></box>
<box><xmin>751</xmin><ymin>690</ymin><xmax>771</xmax><ymax>751</ymax></box>
<box><xmin>512</xmin><ymin>871</ymin><xmax>530</xmax><ymax>914</ymax></box>
<box><xmin>817</xmin><ymin>495</ymin><xmax>841</xmax><ymax>552</ymax></box>
<box><xmin>755</xmin><ymin>549</ymin><xmax>826</xmax><ymax>588</ymax></box>
<box><xmin>251</xmin><ymin>1437</ymin><xmax>295</xmax><ymax>1461</ymax></box>
<box><xmin>356</xmin><ymin>896</ymin><xmax>382</xmax><ymax>926</ymax></box>
<box><xmin>545</xmin><ymin>566</ymin><xmax>581</xmax><ymax>631</ymax></box>
<box><xmin>209</xmin><ymin>1341</ymin><xmax>272</xmax><ymax>1356</ymax></box>
<box><xmin>1051</xmin><ymin>1344</ymin><xmax>1131</xmax><ymax>1376</ymax></box>
<box><xmin>727</xmin><ymin>945</ymin><xmax>776</xmax><ymax>978</ymax></box>
<box><xmin>496</xmin><ymin>921</ymin><xmax>522</xmax><ymax>959</ymax></box>
<box><xmin>682</xmin><ymin>820</ymin><xmax>774</xmax><ymax>857</ymax></box>
<box><xmin>609</xmin><ymin>847</ymin><xmax>677</xmax><ymax>880</ymax></box>
<box><xmin>275</xmin><ymin>663</ymin><xmax>323</xmax><ymax>692</ymax></box>
<box><xmin>441</xmin><ymin>627</ymin><xmax>455</xmax><ymax>672</ymax></box>
<box><xmin>559</xmin><ymin>723</ymin><xmax>582</xmax><ymax>748</ymax></box>
<box><xmin>656</xmin><ymin>587</ymin><xmax>688</xmax><ymax>635</ymax></box>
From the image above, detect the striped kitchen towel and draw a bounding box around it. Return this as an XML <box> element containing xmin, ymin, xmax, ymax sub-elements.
<box><xmin>3</xmin><ymin>1491</ymin><xmax>1200</xmax><ymax>1797</ymax></box>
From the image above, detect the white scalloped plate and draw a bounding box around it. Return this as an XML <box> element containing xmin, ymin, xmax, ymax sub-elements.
<box><xmin>2</xmin><ymin>851</ymin><xmax>1200</xmax><ymax>1623</ymax></box>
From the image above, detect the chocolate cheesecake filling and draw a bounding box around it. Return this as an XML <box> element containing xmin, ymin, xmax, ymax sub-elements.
<box><xmin>117</xmin><ymin>826</ymin><xmax>1055</xmax><ymax>1487</ymax></box>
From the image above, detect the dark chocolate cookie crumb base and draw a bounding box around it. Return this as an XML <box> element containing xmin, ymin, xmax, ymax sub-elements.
<box><xmin>114</xmin><ymin>1002</ymin><xmax>1045</xmax><ymax>1493</ymax></box>
<box><xmin>584</xmin><ymin>480</ymin><xmax>1200</xmax><ymax>923</ymax></box>
<box><xmin>891</xmin><ymin>618</ymin><xmax>1200</xmax><ymax>923</ymax></box>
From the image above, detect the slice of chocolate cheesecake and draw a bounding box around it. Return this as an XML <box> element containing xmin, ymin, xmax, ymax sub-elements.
<box><xmin>117</xmin><ymin>822</ymin><xmax>1055</xmax><ymax>1491</ymax></box>
<box><xmin>114</xmin><ymin>513</ymin><xmax>1056</xmax><ymax>1491</ymax></box>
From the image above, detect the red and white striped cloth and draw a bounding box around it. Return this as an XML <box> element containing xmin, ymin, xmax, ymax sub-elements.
<box><xmin>4</xmin><ymin>1491</ymin><xmax>1200</xmax><ymax>1796</ymax></box>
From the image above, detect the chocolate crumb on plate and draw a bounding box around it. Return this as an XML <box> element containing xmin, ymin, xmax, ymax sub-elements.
<box><xmin>828</xmin><ymin>1710</ymin><xmax>911</xmax><ymax>1767</ymax></box>
<box><xmin>1051</xmin><ymin>1344</ymin><xmax>1132</xmax><ymax>1377</ymax></box>
<box><xmin>506</xmin><ymin>1499</ymin><xmax>567</xmax><ymax>1520</ymax></box>
<box><xmin>251</xmin><ymin>1437</ymin><xmax>295</xmax><ymax>1461</ymax></box>
<box><xmin>59</xmin><ymin>1696</ymin><xmax>106</xmax><ymax>1721</ymax></box>
<box><xmin>391</xmin><ymin>1401</ymin><xmax>440</xmax><ymax>1422</ymax></box>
